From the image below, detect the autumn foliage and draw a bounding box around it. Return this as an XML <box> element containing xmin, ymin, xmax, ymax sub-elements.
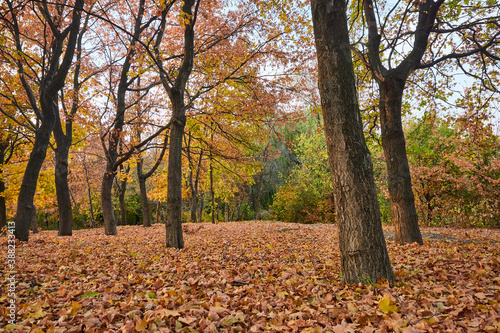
<box><xmin>2</xmin><ymin>221</ymin><xmax>500</xmax><ymax>332</ymax></box>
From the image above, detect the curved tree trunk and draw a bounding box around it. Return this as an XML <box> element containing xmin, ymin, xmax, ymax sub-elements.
<box><xmin>312</xmin><ymin>0</ymin><xmax>394</xmax><ymax>284</ymax></box>
<box><xmin>15</xmin><ymin>115</ymin><xmax>55</xmax><ymax>241</ymax></box>
<box><xmin>379</xmin><ymin>79</ymin><xmax>423</xmax><ymax>245</ymax></box>
<box><xmin>165</xmin><ymin>97</ymin><xmax>185</xmax><ymax>248</ymax></box>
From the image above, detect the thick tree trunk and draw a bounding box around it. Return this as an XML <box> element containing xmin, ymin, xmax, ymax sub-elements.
<box><xmin>138</xmin><ymin>175</ymin><xmax>151</xmax><ymax>227</ymax></box>
<box><xmin>101</xmin><ymin>170</ymin><xmax>117</xmax><ymax>235</ymax></box>
<box><xmin>379</xmin><ymin>80</ymin><xmax>423</xmax><ymax>245</ymax></box>
<box><xmin>54</xmin><ymin>132</ymin><xmax>73</xmax><ymax>236</ymax></box>
<box><xmin>311</xmin><ymin>0</ymin><xmax>394</xmax><ymax>284</ymax></box>
<box><xmin>165</xmin><ymin>97</ymin><xmax>185</xmax><ymax>248</ymax></box>
<box><xmin>15</xmin><ymin>113</ymin><xmax>55</xmax><ymax>241</ymax></box>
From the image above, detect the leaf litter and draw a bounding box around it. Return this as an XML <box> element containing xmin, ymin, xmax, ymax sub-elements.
<box><xmin>1</xmin><ymin>221</ymin><xmax>500</xmax><ymax>332</ymax></box>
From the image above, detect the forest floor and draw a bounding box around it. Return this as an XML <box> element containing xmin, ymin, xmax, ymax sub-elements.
<box><xmin>1</xmin><ymin>221</ymin><xmax>500</xmax><ymax>332</ymax></box>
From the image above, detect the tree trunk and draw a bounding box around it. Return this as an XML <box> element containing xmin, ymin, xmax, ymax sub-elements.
<box><xmin>15</xmin><ymin>113</ymin><xmax>55</xmax><ymax>241</ymax></box>
<box><xmin>0</xmin><ymin>143</ymin><xmax>7</xmax><ymax>230</ymax></box>
<box><xmin>138</xmin><ymin>175</ymin><xmax>151</xmax><ymax>227</ymax></box>
<box><xmin>225</xmin><ymin>202</ymin><xmax>229</xmax><ymax>222</ymax></box>
<box><xmin>190</xmin><ymin>195</ymin><xmax>198</xmax><ymax>223</ymax></box>
<box><xmin>210</xmin><ymin>152</ymin><xmax>215</xmax><ymax>224</ymax></box>
<box><xmin>165</xmin><ymin>97</ymin><xmax>185</xmax><ymax>248</ymax></box>
<box><xmin>118</xmin><ymin>175</ymin><xmax>127</xmax><ymax>226</ymax></box>
<box><xmin>101</xmin><ymin>170</ymin><xmax>117</xmax><ymax>235</ymax></box>
<box><xmin>198</xmin><ymin>192</ymin><xmax>204</xmax><ymax>222</ymax></box>
<box><xmin>379</xmin><ymin>80</ymin><xmax>423</xmax><ymax>245</ymax></box>
<box><xmin>255</xmin><ymin>172</ymin><xmax>263</xmax><ymax>220</ymax></box>
<box><xmin>54</xmin><ymin>130</ymin><xmax>73</xmax><ymax>236</ymax></box>
<box><xmin>311</xmin><ymin>0</ymin><xmax>394</xmax><ymax>284</ymax></box>
<box><xmin>31</xmin><ymin>206</ymin><xmax>39</xmax><ymax>233</ymax></box>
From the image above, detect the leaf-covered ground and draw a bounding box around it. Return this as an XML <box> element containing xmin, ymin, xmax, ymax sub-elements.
<box><xmin>2</xmin><ymin>221</ymin><xmax>500</xmax><ymax>332</ymax></box>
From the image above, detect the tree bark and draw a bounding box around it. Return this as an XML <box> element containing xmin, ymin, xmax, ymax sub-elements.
<box><xmin>0</xmin><ymin>141</ymin><xmax>8</xmax><ymax>230</ymax></box>
<box><xmin>31</xmin><ymin>207</ymin><xmax>38</xmax><ymax>234</ymax></box>
<box><xmin>138</xmin><ymin>173</ymin><xmax>151</xmax><ymax>227</ymax></box>
<box><xmin>101</xmin><ymin>170</ymin><xmax>117</xmax><ymax>235</ymax></box>
<box><xmin>15</xmin><ymin>115</ymin><xmax>55</xmax><ymax>241</ymax></box>
<box><xmin>54</xmin><ymin>135</ymin><xmax>73</xmax><ymax>236</ymax></box>
<box><xmin>379</xmin><ymin>79</ymin><xmax>423</xmax><ymax>244</ymax></box>
<box><xmin>165</xmin><ymin>95</ymin><xmax>185</xmax><ymax>248</ymax></box>
<box><xmin>361</xmin><ymin>0</ymin><xmax>445</xmax><ymax>244</ymax></box>
<box><xmin>210</xmin><ymin>151</ymin><xmax>215</xmax><ymax>224</ymax></box>
<box><xmin>83</xmin><ymin>158</ymin><xmax>96</xmax><ymax>228</ymax></box>
<box><xmin>118</xmin><ymin>176</ymin><xmax>127</xmax><ymax>226</ymax></box>
<box><xmin>311</xmin><ymin>0</ymin><xmax>394</xmax><ymax>283</ymax></box>
<box><xmin>190</xmin><ymin>195</ymin><xmax>198</xmax><ymax>223</ymax></box>
<box><xmin>10</xmin><ymin>0</ymin><xmax>83</xmax><ymax>241</ymax></box>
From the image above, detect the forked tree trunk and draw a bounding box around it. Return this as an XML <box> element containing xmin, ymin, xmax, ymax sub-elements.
<box><xmin>11</xmin><ymin>0</ymin><xmax>83</xmax><ymax>241</ymax></box>
<box><xmin>379</xmin><ymin>79</ymin><xmax>423</xmax><ymax>245</ymax></box>
<box><xmin>311</xmin><ymin>0</ymin><xmax>394</xmax><ymax>284</ymax></box>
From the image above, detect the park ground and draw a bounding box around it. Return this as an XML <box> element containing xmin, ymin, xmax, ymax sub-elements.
<box><xmin>1</xmin><ymin>221</ymin><xmax>500</xmax><ymax>332</ymax></box>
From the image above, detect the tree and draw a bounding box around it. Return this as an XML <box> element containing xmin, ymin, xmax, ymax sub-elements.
<box><xmin>311</xmin><ymin>0</ymin><xmax>394</xmax><ymax>283</ymax></box>
<box><xmin>1</xmin><ymin>0</ymin><xmax>84</xmax><ymax>241</ymax></box>
<box><xmin>353</xmin><ymin>0</ymin><xmax>500</xmax><ymax>244</ymax></box>
<box><xmin>53</xmin><ymin>11</ymin><xmax>92</xmax><ymax>236</ymax></box>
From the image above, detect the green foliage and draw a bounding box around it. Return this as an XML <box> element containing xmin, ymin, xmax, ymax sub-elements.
<box><xmin>271</xmin><ymin>113</ymin><xmax>335</xmax><ymax>224</ymax></box>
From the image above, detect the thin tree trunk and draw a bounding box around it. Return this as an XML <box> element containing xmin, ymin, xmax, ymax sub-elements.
<box><xmin>69</xmin><ymin>188</ymin><xmax>86</xmax><ymax>228</ymax></box>
<box><xmin>379</xmin><ymin>80</ymin><xmax>423</xmax><ymax>245</ymax></box>
<box><xmin>311</xmin><ymin>0</ymin><xmax>394</xmax><ymax>284</ymax></box>
<box><xmin>138</xmin><ymin>174</ymin><xmax>151</xmax><ymax>227</ymax></box>
<box><xmin>0</xmin><ymin>143</ymin><xmax>7</xmax><ymax>230</ymax></box>
<box><xmin>118</xmin><ymin>173</ymin><xmax>127</xmax><ymax>226</ymax></box>
<box><xmin>190</xmin><ymin>195</ymin><xmax>198</xmax><ymax>223</ymax></box>
<box><xmin>198</xmin><ymin>192</ymin><xmax>204</xmax><ymax>223</ymax></box>
<box><xmin>83</xmin><ymin>160</ymin><xmax>96</xmax><ymax>228</ymax></box>
<box><xmin>210</xmin><ymin>151</ymin><xmax>215</xmax><ymax>224</ymax></box>
<box><xmin>225</xmin><ymin>202</ymin><xmax>229</xmax><ymax>222</ymax></box>
<box><xmin>255</xmin><ymin>172</ymin><xmax>263</xmax><ymax>220</ymax></box>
